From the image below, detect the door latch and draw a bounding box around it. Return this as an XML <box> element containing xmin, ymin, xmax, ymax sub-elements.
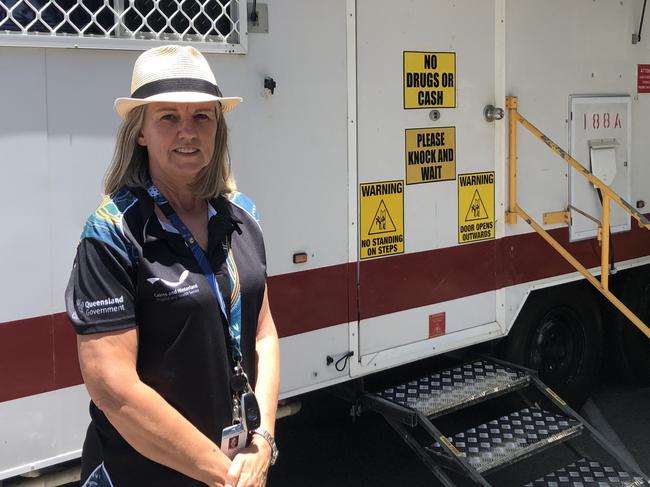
<box><xmin>484</xmin><ymin>104</ymin><xmax>504</xmax><ymax>122</ymax></box>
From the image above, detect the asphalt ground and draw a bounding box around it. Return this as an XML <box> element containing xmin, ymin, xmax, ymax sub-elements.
<box><xmin>269</xmin><ymin>371</ymin><xmax>650</xmax><ymax>486</ymax></box>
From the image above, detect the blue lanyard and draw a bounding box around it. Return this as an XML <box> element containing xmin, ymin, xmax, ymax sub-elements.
<box><xmin>146</xmin><ymin>182</ymin><xmax>243</xmax><ymax>363</ymax></box>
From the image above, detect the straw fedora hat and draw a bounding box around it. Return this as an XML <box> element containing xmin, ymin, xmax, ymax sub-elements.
<box><xmin>114</xmin><ymin>45</ymin><xmax>242</xmax><ymax>119</ymax></box>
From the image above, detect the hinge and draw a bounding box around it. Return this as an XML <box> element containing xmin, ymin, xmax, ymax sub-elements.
<box><xmin>543</xmin><ymin>210</ymin><xmax>571</xmax><ymax>225</ymax></box>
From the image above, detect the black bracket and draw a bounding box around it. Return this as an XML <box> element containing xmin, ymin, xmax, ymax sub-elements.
<box><xmin>633</xmin><ymin>0</ymin><xmax>647</xmax><ymax>44</ymax></box>
<box><xmin>264</xmin><ymin>76</ymin><xmax>276</xmax><ymax>94</ymax></box>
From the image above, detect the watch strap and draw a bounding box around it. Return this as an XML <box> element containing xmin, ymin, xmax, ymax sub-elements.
<box><xmin>252</xmin><ymin>427</ymin><xmax>278</xmax><ymax>466</ymax></box>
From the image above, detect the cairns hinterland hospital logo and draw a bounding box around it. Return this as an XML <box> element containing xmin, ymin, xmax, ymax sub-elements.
<box><xmin>75</xmin><ymin>296</ymin><xmax>126</xmax><ymax>319</ymax></box>
<box><xmin>147</xmin><ymin>270</ymin><xmax>200</xmax><ymax>301</ymax></box>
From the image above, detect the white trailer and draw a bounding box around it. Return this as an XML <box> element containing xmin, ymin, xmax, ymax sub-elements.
<box><xmin>1</xmin><ymin>0</ymin><xmax>649</xmax><ymax>483</ymax></box>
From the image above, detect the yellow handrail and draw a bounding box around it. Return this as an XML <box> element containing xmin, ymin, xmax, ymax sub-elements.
<box><xmin>506</xmin><ymin>95</ymin><xmax>650</xmax><ymax>340</ymax></box>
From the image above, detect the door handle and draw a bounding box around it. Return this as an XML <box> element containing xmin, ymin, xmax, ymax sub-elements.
<box><xmin>484</xmin><ymin>104</ymin><xmax>504</xmax><ymax>122</ymax></box>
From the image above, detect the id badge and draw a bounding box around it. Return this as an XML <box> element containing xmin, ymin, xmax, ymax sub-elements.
<box><xmin>220</xmin><ymin>423</ymin><xmax>248</xmax><ymax>459</ymax></box>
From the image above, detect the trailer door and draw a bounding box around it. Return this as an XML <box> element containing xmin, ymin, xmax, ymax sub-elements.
<box><xmin>354</xmin><ymin>0</ymin><xmax>501</xmax><ymax>372</ymax></box>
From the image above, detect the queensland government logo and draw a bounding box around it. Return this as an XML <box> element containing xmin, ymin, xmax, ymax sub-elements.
<box><xmin>76</xmin><ymin>296</ymin><xmax>125</xmax><ymax>317</ymax></box>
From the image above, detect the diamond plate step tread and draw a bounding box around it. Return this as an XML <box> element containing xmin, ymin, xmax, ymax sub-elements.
<box><xmin>377</xmin><ymin>359</ymin><xmax>529</xmax><ymax>417</ymax></box>
<box><xmin>522</xmin><ymin>458</ymin><xmax>645</xmax><ymax>486</ymax></box>
<box><xmin>429</xmin><ymin>406</ymin><xmax>583</xmax><ymax>473</ymax></box>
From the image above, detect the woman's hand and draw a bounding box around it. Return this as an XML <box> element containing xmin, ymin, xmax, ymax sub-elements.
<box><xmin>225</xmin><ymin>435</ymin><xmax>272</xmax><ymax>487</ymax></box>
<box><xmin>226</xmin><ymin>284</ymin><xmax>278</xmax><ymax>487</ymax></box>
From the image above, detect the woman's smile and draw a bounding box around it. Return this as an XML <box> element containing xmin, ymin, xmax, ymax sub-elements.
<box><xmin>174</xmin><ymin>146</ymin><xmax>199</xmax><ymax>154</ymax></box>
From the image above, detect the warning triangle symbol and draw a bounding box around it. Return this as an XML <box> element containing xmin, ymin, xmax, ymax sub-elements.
<box><xmin>368</xmin><ymin>199</ymin><xmax>397</xmax><ymax>235</ymax></box>
<box><xmin>464</xmin><ymin>190</ymin><xmax>489</xmax><ymax>221</ymax></box>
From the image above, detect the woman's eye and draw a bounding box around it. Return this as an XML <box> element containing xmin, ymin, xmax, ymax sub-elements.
<box><xmin>194</xmin><ymin>113</ymin><xmax>210</xmax><ymax>121</ymax></box>
<box><xmin>161</xmin><ymin>114</ymin><xmax>176</xmax><ymax>121</ymax></box>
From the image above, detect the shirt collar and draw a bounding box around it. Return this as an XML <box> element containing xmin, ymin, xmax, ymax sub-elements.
<box><xmin>131</xmin><ymin>185</ymin><xmax>243</xmax><ymax>254</ymax></box>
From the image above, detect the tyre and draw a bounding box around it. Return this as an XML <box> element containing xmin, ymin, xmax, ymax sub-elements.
<box><xmin>500</xmin><ymin>283</ymin><xmax>603</xmax><ymax>409</ymax></box>
<box><xmin>610</xmin><ymin>265</ymin><xmax>650</xmax><ymax>385</ymax></box>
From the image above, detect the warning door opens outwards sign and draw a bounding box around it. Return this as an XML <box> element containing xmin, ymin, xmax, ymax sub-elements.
<box><xmin>458</xmin><ymin>172</ymin><xmax>495</xmax><ymax>244</ymax></box>
<box><xmin>360</xmin><ymin>181</ymin><xmax>404</xmax><ymax>259</ymax></box>
<box><xmin>403</xmin><ymin>51</ymin><xmax>456</xmax><ymax>109</ymax></box>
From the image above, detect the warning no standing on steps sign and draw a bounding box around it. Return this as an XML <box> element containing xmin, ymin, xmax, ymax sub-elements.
<box><xmin>360</xmin><ymin>181</ymin><xmax>404</xmax><ymax>259</ymax></box>
<box><xmin>458</xmin><ymin>172</ymin><xmax>495</xmax><ymax>244</ymax></box>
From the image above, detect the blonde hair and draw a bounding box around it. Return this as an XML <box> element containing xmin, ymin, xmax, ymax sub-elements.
<box><xmin>103</xmin><ymin>104</ymin><xmax>236</xmax><ymax>199</ymax></box>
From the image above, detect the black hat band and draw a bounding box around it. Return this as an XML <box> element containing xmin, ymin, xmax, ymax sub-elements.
<box><xmin>131</xmin><ymin>78</ymin><xmax>223</xmax><ymax>99</ymax></box>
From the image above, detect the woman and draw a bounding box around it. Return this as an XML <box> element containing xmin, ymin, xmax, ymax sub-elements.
<box><xmin>65</xmin><ymin>45</ymin><xmax>279</xmax><ymax>487</ymax></box>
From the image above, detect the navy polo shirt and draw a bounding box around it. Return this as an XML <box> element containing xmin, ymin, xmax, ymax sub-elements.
<box><xmin>65</xmin><ymin>186</ymin><xmax>266</xmax><ymax>487</ymax></box>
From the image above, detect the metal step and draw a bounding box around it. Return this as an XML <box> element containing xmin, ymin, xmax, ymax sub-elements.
<box><xmin>377</xmin><ymin>359</ymin><xmax>529</xmax><ymax>418</ymax></box>
<box><xmin>522</xmin><ymin>458</ymin><xmax>646</xmax><ymax>486</ymax></box>
<box><xmin>428</xmin><ymin>406</ymin><xmax>583</xmax><ymax>473</ymax></box>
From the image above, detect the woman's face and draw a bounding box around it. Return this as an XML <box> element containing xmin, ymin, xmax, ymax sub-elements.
<box><xmin>138</xmin><ymin>101</ymin><xmax>219</xmax><ymax>184</ymax></box>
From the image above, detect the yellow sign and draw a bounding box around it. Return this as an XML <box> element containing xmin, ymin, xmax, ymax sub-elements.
<box><xmin>458</xmin><ymin>172</ymin><xmax>495</xmax><ymax>244</ymax></box>
<box><xmin>360</xmin><ymin>181</ymin><xmax>404</xmax><ymax>259</ymax></box>
<box><xmin>405</xmin><ymin>127</ymin><xmax>456</xmax><ymax>184</ymax></box>
<box><xmin>403</xmin><ymin>51</ymin><xmax>456</xmax><ymax>109</ymax></box>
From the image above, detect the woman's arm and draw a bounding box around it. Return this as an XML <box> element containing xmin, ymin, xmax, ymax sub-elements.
<box><xmin>253</xmin><ymin>286</ymin><xmax>280</xmax><ymax>436</ymax></box>
<box><xmin>78</xmin><ymin>328</ymin><xmax>232</xmax><ymax>487</ymax></box>
<box><xmin>226</xmin><ymin>286</ymin><xmax>280</xmax><ymax>487</ymax></box>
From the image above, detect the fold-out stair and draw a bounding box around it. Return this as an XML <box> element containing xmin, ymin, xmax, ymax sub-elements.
<box><xmin>428</xmin><ymin>406</ymin><xmax>582</xmax><ymax>473</ymax></box>
<box><xmin>378</xmin><ymin>359</ymin><xmax>529</xmax><ymax>418</ymax></box>
<box><xmin>523</xmin><ymin>458</ymin><xmax>645</xmax><ymax>487</ymax></box>
<box><xmin>360</xmin><ymin>356</ymin><xmax>650</xmax><ymax>487</ymax></box>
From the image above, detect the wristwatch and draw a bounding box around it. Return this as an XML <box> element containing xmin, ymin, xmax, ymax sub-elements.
<box><xmin>252</xmin><ymin>427</ymin><xmax>278</xmax><ymax>466</ymax></box>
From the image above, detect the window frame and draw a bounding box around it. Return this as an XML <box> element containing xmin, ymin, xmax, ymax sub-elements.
<box><xmin>0</xmin><ymin>0</ymin><xmax>247</xmax><ymax>53</ymax></box>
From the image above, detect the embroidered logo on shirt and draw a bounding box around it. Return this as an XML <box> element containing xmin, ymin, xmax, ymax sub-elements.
<box><xmin>76</xmin><ymin>296</ymin><xmax>126</xmax><ymax>318</ymax></box>
<box><xmin>146</xmin><ymin>270</ymin><xmax>190</xmax><ymax>287</ymax></box>
<box><xmin>147</xmin><ymin>270</ymin><xmax>199</xmax><ymax>301</ymax></box>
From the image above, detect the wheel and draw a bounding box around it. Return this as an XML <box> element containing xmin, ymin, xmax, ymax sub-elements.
<box><xmin>610</xmin><ymin>265</ymin><xmax>650</xmax><ymax>385</ymax></box>
<box><xmin>500</xmin><ymin>283</ymin><xmax>603</xmax><ymax>409</ymax></box>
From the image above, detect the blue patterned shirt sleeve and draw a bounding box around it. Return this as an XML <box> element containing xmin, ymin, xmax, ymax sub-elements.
<box><xmin>228</xmin><ymin>191</ymin><xmax>260</xmax><ymax>225</ymax></box>
<box><xmin>81</xmin><ymin>189</ymin><xmax>138</xmax><ymax>262</ymax></box>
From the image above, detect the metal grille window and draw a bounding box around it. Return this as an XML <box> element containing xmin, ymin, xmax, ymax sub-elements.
<box><xmin>0</xmin><ymin>0</ymin><xmax>246</xmax><ymax>52</ymax></box>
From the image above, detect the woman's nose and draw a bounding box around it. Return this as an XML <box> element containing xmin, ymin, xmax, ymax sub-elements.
<box><xmin>178</xmin><ymin>118</ymin><xmax>198</xmax><ymax>139</ymax></box>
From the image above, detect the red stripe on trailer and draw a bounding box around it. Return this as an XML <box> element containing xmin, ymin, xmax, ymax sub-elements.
<box><xmin>359</xmin><ymin>239</ymin><xmax>496</xmax><ymax>320</ymax></box>
<box><xmin>52</xmin><ymin>312</ymin><xmax>84</xmax><ymax>389</ymax></box>
<box><xmin>0</xmin><ymin>265</ymin><xmax>353</xmax><ymax>403</ymax></box>
<box><xmin>266</xmin><ymin>263</ymin><xmax>352</xmax><ymax>337</ymax></box>
<box><xmin>496</xmin><ymin>220</ymin><xmax>650</xmax><ymax>287</ymax></box>
<box><xmin>1</xmin><ymin>219</ymin><xmax>650</xmax><ymax>403</ymax></box>
<box><xmin>0</xmin><ymin>313</ymin><xmax>82</xmax><ymax>403</ymax></box>
<box><xmin>359</xmin><ymin>219</ymin><xmax>650</xmax><ymax>319</ymax></box>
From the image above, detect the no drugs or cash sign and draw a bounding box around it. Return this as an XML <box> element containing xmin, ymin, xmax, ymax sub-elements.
<box><xmin>403</xmin><ymin>51</ymin><xmax>456</xmax><ymax>109</ymax></box>
<box><xmin>360</xmin><ymin>181</ymin><xmax>404</xmax><ymax>259</ymax></box>
<box><xmin>405</xmin><ymin>127</ymin><xmax>456</xmax><ymax>184</ymax></box>
<box><xmin>458</xmin><ymin>172</ymin><xmax>495</xmax><ymax>244</ymax></box>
